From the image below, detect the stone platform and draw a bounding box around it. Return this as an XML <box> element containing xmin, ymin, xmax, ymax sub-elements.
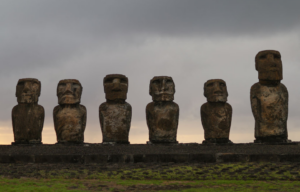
<box><xmin>1</xmin><ymin>143</ymin><xmax>300</xmax><ymax>164</ymax></box>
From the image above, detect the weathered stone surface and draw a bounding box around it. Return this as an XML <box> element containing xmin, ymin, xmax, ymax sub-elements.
<box><xmin>99</xmin><ymin>74</ymin><xmax>132</xmax><ymax>144</ymax></box>
<box><xmin>201</xmin><ymin>79</ymin><xmax>232</xmax><ymax>144</ymax></box>
<box><xmin>146</xmin><ymin>76</ymin><xmax>179</xmax><ymax>143</ymax></box>
<box><xmin>53</xmin><ymin>79</ymin><xmax>86</xmax><ymax>144</ymax></box>
<box><xmin>2</xmin><ymin>144</ymin><xmax>300</xmax><ymax>164</ymax></box>
<box><xmin>251</xmin><ymin>50</ymin><xmax>289</xmax><ymax>143</ymax></box>
<box><xmin>12</xmin><ymin>78</ymin><xmax>44</xmax><ymax>144</ymax></box>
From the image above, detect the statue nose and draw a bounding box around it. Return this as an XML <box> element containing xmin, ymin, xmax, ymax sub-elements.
<box><xmin>112</xmin><ymin>83</ymin><xmax>121</xmax><ymax>91</ymax></box>
<box><xmin>160</xmin><ymin>80</ymin><xmax>168</xmax><ymax>91</ymax></box>
<box><xmin>213</xmin><ymin>84</ymin><xmax>222</xmax><ymax>93</ymax></box>
<box><xmin>267</xmin><ymin>54</ymin><xmax>275</xmax><ymax>62</ymax></box>
<box><xmin>64</xmin><ymin>83</ymin><xmax>73</xmax><ymax>94</ymax></box>
<box><xmin>270</xmin><ymin>62</ymin><xmax>277</xmax><ymax>67</ymax></box>
<box><xmin>23</xmin><ymin>82</ymin><xmax>31</xmax><ymax>93</ymax></box>
<box><xmin>161</xmin><ymin>86</ymin><xmax>167</xmax><ymax>91</ymax></box>
<box><xmin>64</xmin><ymin>89</ymin><xmax>73</xmax><ymax>94</ymax></box>
<box><xmin>214</xmin><ymin>90</ymin><xmax>222</xmax><ymax>94</ymax></box>
<box><xmin>112</xmin><ymin>78</ymin><xmax>121</xmax><ymax>91</ymax></box>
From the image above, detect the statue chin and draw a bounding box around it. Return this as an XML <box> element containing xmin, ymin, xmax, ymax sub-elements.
<box><xmin>59</xmin><ymin>96</ymin><xmax>80</xmax><ymax>105</ymax></box>
<box><xmin>207</xmin><ymin>96</ymin><xmax>227</xmax><ymax>103</ymax></box>
<box><xmin>152</xmin><ymin>94</ymin><xmax>174</xmax><ymax>102</ymax></box>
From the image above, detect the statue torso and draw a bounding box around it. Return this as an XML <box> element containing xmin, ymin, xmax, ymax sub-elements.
<box><xmin>99</xmin><ymin>102</ymin><xmax>131</xmax><ymax>142</ymax></box>
<box><xmin>54</xmin><ymin>105</ymin><xmax>86</xmax><ymax>142</ymax></box>
<box><xmin>201</xmin><ymin>102</ymin><xmax>232</xmax><ymax>139</ymax></box>
<box><xmin>146</xmin><ymin>101</ymin><xmax>179</xmax><ymax>142</ymax></box>
<box><xmin>251</xmin><ymin>82</ymin><xmax>288</xmax><ymax>137</ymax></box>
<box><xmin>12</xmin><ymin>104</ymin><xmax>44</xmax><ymax>142</ymax></box>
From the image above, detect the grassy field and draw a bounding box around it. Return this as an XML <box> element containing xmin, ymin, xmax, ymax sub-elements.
<box><xmin>1</xmin><ymin>178</ymin><xmax>300</xmax><ymax>192</ymax></box>
<box><xmin>1</xmin><ymin>162</ymin><xmax>300</xmax><ymax>191</ymax></box>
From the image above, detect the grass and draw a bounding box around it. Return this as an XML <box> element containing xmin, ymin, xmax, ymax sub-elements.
<box><xmin>0</xmin><ymin>178</ymin><xmax>86</xmax><ymax>192</ymax></box>
<box><xmin>1</xmin><ymin>162</ymin><xmax>300</xmax><ymax>191</ymax></box>
<box><xmin>38</xmin><ymin>162</ymin><xmax>300</xmax><ymax>181</ymax></box>
<box><xmin>0</xmin><ymin>179</ymin><xmax>300</xmax><ymax>192</ymax></box>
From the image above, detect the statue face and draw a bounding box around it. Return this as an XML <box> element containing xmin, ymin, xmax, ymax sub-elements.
<box><xmin>150</xmin><ymin>76</ymin><xmax>175</xmax><ymax>102</ymax></box>
<box><xmin>16</xmin><ymin>78</ymin><xmax>41</xmax><ymax>104</ymax></box>
<box><xmin>57</xmin><ymin>79</ymin><xmax>82</xmax><ymax>104</ymax></box>
<box><xmin>255</xmin><ymin>50</ymin><xmax>282</xmax><ymax>81</ymax></box>
<box><xmin>104</xmin><ymin>74</ymin><xmax>128</xmax><ymax>101</ymax></box>
<box><xmin>204</xmin><ymin>79</ymin><xmax>228</xmax><ymax>102</ymax></box>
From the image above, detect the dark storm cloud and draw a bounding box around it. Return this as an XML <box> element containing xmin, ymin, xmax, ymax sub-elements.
<box><xmin>1</xmin><ymin>0</ymin><xmax>299</xmax><ymax>75</ymax></box>
<box><xmin>0</xmin><ymin>0</ymin><xmax>298</xmax><ymax>81</ymax></box>
<box><xmin>1</xmin><ymin>0</ymin><xmax>300</xmax><ymax>37</ymax></box>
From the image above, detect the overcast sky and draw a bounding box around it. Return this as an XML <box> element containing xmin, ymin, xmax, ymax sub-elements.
<box><xmin>1</xmin><ymin>0</ymin><xmax>300</xmax><ymax>144</ymax></box>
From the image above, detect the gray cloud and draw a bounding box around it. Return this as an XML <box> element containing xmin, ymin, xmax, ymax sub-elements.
<box><xmin>1</xmin><ymin>0</ymin><xmax>300</xmax><ymax>37</ymax></box>
<box><xmin>1</xmin><ymin>0</ymin><xmax>299</xmax><ymax>75</ymax></box>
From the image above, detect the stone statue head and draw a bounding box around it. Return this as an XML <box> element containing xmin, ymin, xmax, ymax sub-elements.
<box><xmin>16</xmin><ymin>78</ymin><xmax>41</xmax><ymax>104</ymax></box>
<box><xmin>104</xmin><ymin>74</ymin><xmax>128</xmax><ymax>101</ymax></box>
<box><xmin>255</xmin><ymin>50</ymin><xmax>282</xmax><ymax>81</ymax></box>
<box><xmin>149</xmin><ymin>76</ymin><xmax>175</xmax><ymax>102</ymax></box>
<box><xmin>204</xmin><ymin>79</ymin><xmax>228</xmax><ymax>102</ymax></box>
<box><xmin>57</xmin><ymin>79</ymin><xmax>82</xmax><ymax>105</ymax></box>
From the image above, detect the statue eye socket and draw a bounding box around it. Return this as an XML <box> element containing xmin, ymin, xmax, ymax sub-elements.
<box><xmin>220</xmin><ymin>83</ymin><xmax>225</xmax><ymax>87</ymax></box>
<box><xmin>73</xmin><ymin>84</ymin><xmax>80</xmax><ymax>91</ymax></box>
<box><xmin>104</xmin><ymin>78</ymin><xmax>113</xmax><ymax>83</ymax></box>
<box><xmin>32</xmin><ymin>83</ymin><xmax>39</xmax><ymax>91</ymax></box>
<box><xmin>166</xmin><ymin>79</ymin><xmax>173</xmax><ymax>84</ymax></box>
<box><xmin>207</xmin><ymin>83</ymin><xmax>213</xmax><ymax>87</ymax></box>
<box><xmin>58</xmin><ymin>83</ymin><xmax>66</xmax><ymax>91</ymax></box>
<box><xmin>120</xmin><ymin>78</ymin><xmax>127</xmax><ymax>84</ymax></box>
<box><xmin>152</xmin><ymin>80</ymin><xmax>160</xmax><ymax>84</ymax></box>
<box><xmin>17</xmin><ymin>82</ymin><xmax>24</xmax><ymax>86</ymax></box>
<box><xmin>259</xmin><ymin>54</ymin><xmax>267</xmax><ymax>59</ymax></box>
<box><xmin>274</xmin><ymin>54</ymin><xmax>281</xmax><ymax>59</ymax></box>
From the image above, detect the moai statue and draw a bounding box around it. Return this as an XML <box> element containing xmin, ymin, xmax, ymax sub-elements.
<box><xmin>99</xmin><ymin>74</ymin><xmax>132</xmax><ymax>144</ymax></box>
<box><xmin>201</xmin><ymin>79</ymin><xmax>232</xmax><ymax>144</ymax></box>
<box><xmin>53</xmin><ymin>79</ymin><xmax>86</xmax><ymax>144</ymax></box>
<box><xmin>12</xmin><ymin>78</ymin><xmax>44</xmax><ymax>144</ymax></box>
<box><xmin>251</xmin><ymin>50</ymin><xmax>289</xmax><ymax>143</ymax></box>
<box><xmin>146</xmin><ymin>76</ymin><xmax>179</xmax><ymax>144</ymax></box>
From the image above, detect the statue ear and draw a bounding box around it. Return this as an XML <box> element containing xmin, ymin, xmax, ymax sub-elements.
<box><xmin>255</xmin><ymin>51</ymin><xmax>261</xmax><ymax>71</ymax></box>
<box><xmin>15</xmin><ymin>86</ymin><xmax>18</xmax><ymax>97</ymax></box>
<box><xmin>173</xmin><ymin>81</ymin><xmax>176</xmax><ymax>94</ymax></box>
<box><xmin>38</xmin><ymin>81</ymin><xmax>41</xmax><ymax>97</ymax></box>
<box><xmin>203</xmin><ymin>83</ymin><xmax>207</xmax><ymax>98</ymax></box>
<box><xmin>149</xmin><ymin>80</ymin><xmax>152</xmax><ymax>96</ymax></box>
<box><xmin>56</xmin><ymin>84</ymin><xmax>59</xmax><ymax>96</ymax></box>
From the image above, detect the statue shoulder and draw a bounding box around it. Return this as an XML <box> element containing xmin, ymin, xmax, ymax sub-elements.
<box><xmin>99</xmin><ymin>102</ymin><xmax>107</xmax><ymax>111</ymax></box>
<box><xmin>53</xmin><ymin>105</ymin><xmax>61</xmax><ymax>115</ymax></box>
<box><xmin>12</xmin><ymin>105</ymin><xmax>19</xmax><ymax>112</ymax></box>
<box><xmin>250</xmin><ymin>82</ymin><xmax>260</xmax><ymax>96</ymax></box>
<box><xmin>225</xmin><ymin>103</ymin><xmax>232</xmax><ymax>111</ymax></box>
<box><xmin>36</xmin><ymin>104</ymin><xmax>44</xmax><ymax>112</ymax></box>
<box><xmin>146</xmin><ymin>102</ymin><xmax>154</xmax><ymax>111</ymax></box>
<box><xmin>79</xmin><ymin>104</ymin><xmax>87</xmax><ymax>113</ymax></box>
<box><xmin>171</xmin><ymin>101</ymin><xmax>179</xmax><ymax>109</ymax></box>
<box><xmin>124</xmin><ymin>102</ymin><xmax>132</xmax><ymax>109</ymax></box>
<box><xmin>201</xmin><ymin>102</ymin><xmax>209</xmax><ymax>111</ymax></box>
<box><xmin>279</xmin><ymin>83</ymin><xmax>288</xmax><ymax>93</ymax></box>
<box><xmin>251</xmin><ymin>82</ymin><xmax>260</xmax><ymax>90</ymax></box>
